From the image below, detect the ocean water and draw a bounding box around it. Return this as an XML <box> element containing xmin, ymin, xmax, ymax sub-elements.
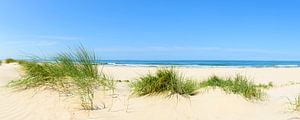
<box><xmin>97</xmin><ymin>60</ymin><xmax>300</xmax><ymax>68</ymax></box>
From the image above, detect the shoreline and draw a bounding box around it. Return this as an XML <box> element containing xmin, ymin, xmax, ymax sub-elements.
<box><xmin>98</xmin><ymin>60</ymin><xmax>300</xmax><ymax>68</ymax></box>
<box><xmin>102</xmin><ymin>64</ymin><xmax>300</xmax><ymax>68</ymax></box>
<box><xmin>101</xmin><ymin>65</ymin><xmax>300</xmax><ymax>85</ymax></box>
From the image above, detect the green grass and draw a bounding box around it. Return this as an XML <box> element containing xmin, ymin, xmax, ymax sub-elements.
<box><xmin>288</xmin><ymin>95</ymin><xmax>300</xmax><ymax>112</ymax></box>
<box><xmin>5</xmin><ymin>58</ymin><xmax>17</xmax><ymax>64</ymax></box>
<box><xmin>130</xmin><ymin>68</ymin><xmax>270</xmax><ymax>100</ymax></box>
<box><xmin>8</xmin><ymin>46</ymin><xmax>113</xmax><ymax>110</ymax></box>
<box><xmin>17</xmin><ymin>60</ymin><xmax>27</xmax><ymax>65</ymax></box>
<box><xmin>9</xmin><ymin>61</ymin><xmax>66</xmax><ymax>89</ymax></box>
<box><xmin>0</xmin><ymin>60</ymin><xmax>2</xmax><ymax>66</ymax></box>
<box><xmin>130</xmin><ymin>67</ymin><xmax>199</xmax><ymax>97</ymax></box>
<box><xmin>199</xmin><ymin>75</ymin><xmax>271</xmax><ymax>100</ymax></box>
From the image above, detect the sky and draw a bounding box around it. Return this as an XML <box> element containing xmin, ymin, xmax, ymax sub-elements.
<box><xmin>0</xmin><ymin>0</ymin><xmax>300</xmax><ymax>60</ymax></box>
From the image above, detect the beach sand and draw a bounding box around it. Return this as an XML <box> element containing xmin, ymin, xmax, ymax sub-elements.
<box><xmin>1</xmin><ymin>64</ymin><xmax>300</xmax><ymax>120</ymax></box>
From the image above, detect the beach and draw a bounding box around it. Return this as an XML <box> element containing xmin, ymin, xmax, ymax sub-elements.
<box><xmin>1</xmin><ymin>0</ymin><xmax>299</xmax><ymax>119</ymax></box>
<box><xmin>0</xmin><ymin>63</ymin><xmax>300</xmax><ymax>120</ymax></box>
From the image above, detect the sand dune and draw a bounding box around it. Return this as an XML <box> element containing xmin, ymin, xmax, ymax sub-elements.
<box><xmin>0</xmin><ymin>64</ymin><xmax>300</xmax><ymax>120</ymax></box>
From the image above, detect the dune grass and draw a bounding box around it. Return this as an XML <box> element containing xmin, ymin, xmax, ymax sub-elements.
<box><xmin>9</xmin><ymin>61</ymin><xmax>66</xmax><ymax>89</ymax></box>
<box><xmin>16</xmin><ymin>60</ymin><xmax>27</xmax><ymax>65</ymax></box>
<box><xmin>5</xmin><ymin>58</ymin><xmax>17</xmax><ymax>64</ymax></box>
<box><xmin>288</xmin><ymin>95</ymin><xmax>300</xmax><ymax>112</ymax></box>
<box><xmin>199</xmin><ymin>75</ymin><xmax>271</xmax><ymax>100</ymax></box>
<box><xmin>130</xmin><ymin>67</ymin><xmax>270</xmax><ymax>100</ymax></box>
<box><xmin>0</xmin><ymin>60</ymin><xmax>2</xmax><ymax>66</ymax></box>
<box><xmin>130</xmin><ymin>68</ymin><xmax>199</xmax><ymax>97</ymax></box>
<box><xmin>8</xmin><ymin>46</ymin><xmax>113</xmax><ymax>110</ymax></box>
<box><xmin>55</xmin><ymin>46</ymin><xmax>113</xmax><ymax>109</ymax></box>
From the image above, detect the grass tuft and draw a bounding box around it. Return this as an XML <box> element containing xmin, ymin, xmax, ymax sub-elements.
<box><xmin>199</xmin><ymin>75</ymin><xmax>271</xmax><ymax>100</ymax></box>
<box><xmin>8</xmin><ymin>61</ymin><xmax>66</xmax><ymax>90</ymax></box>
<box><xmin>288</xmin><ymin>95</ymin><xmax>300</xmax><ymax>112</ymax></box>
<box><xmin>8</xmin><ymin>46</ymin><xmax>113</xmax><ymax>110</ymax></box>
<box><xmin>5</xmin><ymin>58</ymin><xmax>17</xmax><ymax>64</ymax></box>
<box><xmin>130</xmin><ymin>67</ymin><xmax>198</xmax><ymax>97</ymax></box>
<box><xmin>17</xmin><ymin>60</ymin><xmax>27</xmax><ymax>65</ymax></box>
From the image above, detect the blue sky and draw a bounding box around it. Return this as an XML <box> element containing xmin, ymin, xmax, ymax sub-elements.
<box><xmin>1</xmin><ymin>0</ymin><xmax>300</xmax><ymax>60</ymax></box>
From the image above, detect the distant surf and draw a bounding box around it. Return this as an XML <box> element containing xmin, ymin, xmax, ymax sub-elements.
<box><xmin>97</xmin><ymin>60</ymin><xmax>300</xmax><ymax>68</ymax></box>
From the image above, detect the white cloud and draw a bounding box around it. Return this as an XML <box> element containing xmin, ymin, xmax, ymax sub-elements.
<box><xmin>35</xmin><ymin>35</ymin><xmax>81</xmax><ymax>41</ymax></box>
<box><xmin>2</xmin><ymin>40</ymin><xmax>58</xmax><ymax>47</ymax></box>
<box><xmin>95</xmin><ymin>46</ymin><xmax>288</xmax><ymax>55</ymax></box>
<box><xmin>96</xmin><ymin>46</ymin><xmax>220</xmax><ymax>52</ymax></box>
<box><xmin>223</xmin><ymin>48</ymin><xmax>287</xmax><ymax>54</ymax></box>
<box><xmin>0</xmin><ymin>35</ymin><xmax>82</xmax><ymax>47</ymax></box>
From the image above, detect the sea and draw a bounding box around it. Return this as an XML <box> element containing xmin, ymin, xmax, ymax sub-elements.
<box><xmin>97</xmin><ymin>60</ymin><xmax>300</xmax><ymax>68</ymax></box>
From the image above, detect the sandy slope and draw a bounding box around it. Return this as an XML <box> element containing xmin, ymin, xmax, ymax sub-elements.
<box><xmin>0</xmin><ymin>64</ymin><xmax>72</xmax><ymax>120</ymax></box>
<box><xmin>0</xmin><ymin>64</ymin><xmax>300</xmax><ymax>120</ymax></box>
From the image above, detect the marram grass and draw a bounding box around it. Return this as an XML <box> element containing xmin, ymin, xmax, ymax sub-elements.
<box><xmin>130</xmin><ymin>67</ymin><xmax>199</xmax><ymax>97</ymax></box>
<box><xmin>9</xmin><ymin>61</ymin><xmax>66</xmax><ymax>90</ymax></box>
<box><xmin>8</xmin><ymin>46</ymin><xmax>113</xmax><ymax>110</ymax></box>
<box><xmin>130</xmin><ymin>68</ymin><xmax>271</xmax><ymax>100</ymax></box>
<box><xmin>199</xmin><ymin>75</ymin><xmax>272</xmax><ymax>100</ymax></box>
<box><xmin>288</xmin><ymin>95</ymin><xmax>300</xmax><ymax>112</ymax></box>
<box><xmin>5</xmin><ymin>58</ymin><xmax>17</xmax><ymax>64</ymax></box>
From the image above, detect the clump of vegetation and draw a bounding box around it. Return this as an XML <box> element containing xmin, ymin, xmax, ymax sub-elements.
<box><xmin>8</xmin><ymin>46</ymin><xmax>113</xmax><ymax>110</ymax></box>
<box><xmin>0</xmin><ymin>60</ymin><xmax>2</xmax><ymax>66</ymax></box>
<box><xmin>5</xmin><ymin>58</ymin><xmax>17</xmax><ymax>64</ymax></box>
<box><xmin>288</xmin><ymin>95</ymin><xmax>300</xmax><ymax>112</ymax></box>
<box><xmin>130</xmin><ymin>68</ymin><xmax>199</xmax><ymax>97</ymax></box>
<box><xmin>257</xmin><ymin>81</ymin><xmax>273</xmax><ymax>89</ymax></box>
<box><xmin>199</xmin><ymin>75</ymin><xmax>271</xmax><ymax>100</ymax></box>
<box><xmin>17</xmin><ymin>60</ymin><xmax>27</xmax><ymax>65</ymax></box>
<box><xmin>9</xmin><ymin>61</ymin><xmax>66</xmax><ymax>89</ymax></box>
<box><xmin>130</xmin><ymin>68</ymin><xmax>271</xmax><ymax>100</ymax></box>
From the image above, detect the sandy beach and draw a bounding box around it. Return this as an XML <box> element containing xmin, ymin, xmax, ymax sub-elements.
<box><xmin>1</xmin><ymin>0</ymin><xmax>299</xmax><ymax>119</ymax></box>
<box><xmin>0</xmin><ymin>63</ymin><xmax>299</xmax><ymax>120</ymax></box>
